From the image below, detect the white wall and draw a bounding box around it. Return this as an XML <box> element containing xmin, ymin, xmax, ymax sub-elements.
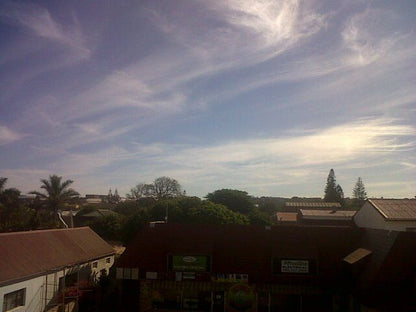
<box><xmin>0</xmin><ymin>255</ymin><xmax>114</xmax><ymax>312</ymax></box>
<box><xmin>91</xmin><ymin>255</ymin><xmax>114</xmax><ymax>281</ymax></box>
<box><xmin>354</xmin><ymin>202</ymin><xmax>416</xmax><ymax>231</ymax></box>
<box><xmin>0</xmin><ymin>270</ymin><xmax>66</xmax><ymax>312</ymax></box>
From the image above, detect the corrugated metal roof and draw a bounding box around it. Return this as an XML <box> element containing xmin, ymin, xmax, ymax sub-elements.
<box><xmin>285</xmin><ymin>202</ymin><xmax>341</xmax><ymax>208</ymax></box>
<box><xmin>276</xmin><ymin>212</ymin><xmax>298</xmax><ymax>222</ymax></box>
<box><xmin>300</xmin><ymin>209</ymin><xmax>356</xmax><ymax>220</ymax></box>
<box><xmin>369</xmin><ymin>199</ymin><xmax>416</xmax><ymax>220</ymax></box>
<box><xmin>0</xmin><ymin>227</ymin><xmax>114</xmax><ymax>286</ymax></box>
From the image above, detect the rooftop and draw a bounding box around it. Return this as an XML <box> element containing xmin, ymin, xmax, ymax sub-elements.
<box><xmin>276</xmin><ymin>212</ymin><xmax>298</xmax><ymax>222</ymax></box>
<box><xmin>369</xmin><ymin>199</ymin><xmax>416</xmax><ymax>221</ymax></box>
<box><xmin>0</xmin><ymin>227</ymin><xmax>114</xmax><ymax>286</ymax></box>
<box><xmin>300</xmin><ymin>209</ymin><xmax>356</xmax><ymax>220</ymax></box>
<box><xmin>285</xmin><ymin>202</ymin><xmax>341</xmax><ymax>208</ymax></box>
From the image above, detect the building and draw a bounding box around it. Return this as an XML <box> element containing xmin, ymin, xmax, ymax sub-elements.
<box><xmin>116</xmin><ymin>223</ymin><xmax>361</xmax><ymax>312</ymax></box>
<box><xmin>0</xmin><ymin>227</ymin><xmax>115</xmax><ymax>312</ymax></box>
<box><xmin>73</xmin><ymin>209</ymin><xmax>120</xmax><ymax>227</ymax></box>
<box><xmin>275</xmin><ymin>212</ymin><xmax>298</xmax><ymax>224</ymax></box>
<box><xmin>299</xmin><ymin>209</ymin><xmax>356</xmax><ymax>226</ymax></box>
<box><xmin>343</xmin><ymin>228</ymin><xmax>416</xmax><ymax>311</ymax></box>
<box><xmin>84</xmin><ymin>194</ymin><xmax>108</xmax><ymax>204</ymax></box>
<box><xmin>284</xmin><ymin>202</ymin><xmax>341</xmax><ymax>213</ymax></box>
<box><xmin>117</xmin><ymin>222</ymin><xmax>416</xmax><ymax>311</ymax></box>
<box><xmin>354</xmin><ymin>199</ymin><xmax>416</xmax><ymax>231</ymax></box>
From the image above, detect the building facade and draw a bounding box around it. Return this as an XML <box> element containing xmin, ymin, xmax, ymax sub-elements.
<box><xmin>354</xmin><ymin>199</ymin><xmax>416</xmax><ymax>231</ymax></box>
<box><xmin>117</xmin><ymin>223</ymin><xmax>361</xmax><ymax>312</ymax></box>
<box><xmin>0</xmin><ymin>227</ymin><xmax>115</xmax><ymax>312</ymax></box>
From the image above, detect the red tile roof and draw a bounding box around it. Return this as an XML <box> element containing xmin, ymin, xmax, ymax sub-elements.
<box><xmin>0</xmin><ymin>227</ymin><xmax>114</xmax><ymax>286</ymax></box>
<box><xmin>369</xmin><ymin>199</ymin><xmax>416</xmax><ymax>220</ymax></box>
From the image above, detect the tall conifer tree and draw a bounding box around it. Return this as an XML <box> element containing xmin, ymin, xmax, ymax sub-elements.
<box><xmin>353</xmin><ymin>177</ymin><xmax>367</xmax><ymax>200</ymax></box>
<box><xmin>324</xmin><ymin>169</ymin><xmax>344</xmax><ymax>204</ymax></box>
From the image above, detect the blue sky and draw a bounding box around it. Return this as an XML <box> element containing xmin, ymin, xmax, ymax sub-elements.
<box><xmin>0</xmin><ymin>0</ymin><xmax>415</xmax><ymax>198</ymax></box>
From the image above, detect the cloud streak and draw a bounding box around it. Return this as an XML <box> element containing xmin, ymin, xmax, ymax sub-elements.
<box><xmin>0</xmin><ymin>126</ymin><xmax>23</xmax><ymax>146</ymax></box>
<box><xmin>0</xmin><ymin>1</ymin><xmax>415</xmax><ymax>199</ymax></box>
<box><xmin>23</xmin><ymin>117</ymin><xmax>412</xmax><ymax>196</ymax></box>
<box><xmin>0</xmin><ymin>2</ymin><xmax>90</xmax><ymax>60</ymax></box>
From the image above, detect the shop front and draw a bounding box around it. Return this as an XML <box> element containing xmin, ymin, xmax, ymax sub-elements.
<box><xmin>140</xmin><ymin>280</ymin><xmax>331</xmax><ymax>312</ymax></box>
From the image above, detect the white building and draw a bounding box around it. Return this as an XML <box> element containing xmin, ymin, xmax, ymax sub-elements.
<box><xmin>0</xmin><ymin>227</ymin><xmax>115</xmax><ymax>312</ymax></box>
<box><xmin>354</xmin><ymin>199</ymin><xmax>416</xmax><ymax>231</ymax></box>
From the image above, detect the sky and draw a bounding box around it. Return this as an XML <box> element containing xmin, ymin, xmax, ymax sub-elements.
<box><xmin>0</xmin><ymin>0</ymin><xmax>415</xmax><ymax>199</ymax></box>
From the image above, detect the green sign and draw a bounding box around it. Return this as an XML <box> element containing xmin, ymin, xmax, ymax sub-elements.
<box><xmin>169</xmin><ymin>255</ymin><xmax>210</xmax><ymax>272</ymax></box>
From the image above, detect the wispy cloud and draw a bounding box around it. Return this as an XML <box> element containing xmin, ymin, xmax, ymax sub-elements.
<box><xmin>1</xmin><ymin>1</ymin><xmax>414</xmax><ymax>199</ymax></box>
<box><xmin>163</xmin><ymin>118</ymin><xmax>414</xmax><ymax>169</ymax></box>
<box><xmin>151</xmin><ymin>0</ymin><xmax>327</xmax><ymax>67</ymax></box>
<box><xmin>0</xmin><ymin>2</ymin><xmax>92</xmax><ymax>101</ymax></box>
<box><xmin>0</xmin><ymin>125</ymin><xmax>23</xmax><ymax>145</ymax></box>
<box><xmin>68</xmin><ymin>70</ymin><xmax>186</xmax><ymax>120</ymax></box>
<box><xmin>342</xmin><ymin>8</ymin><xmax>406</xmax><ymax>66</ymax></box>
<box><xmin>99</xmin><ymin>118</ymin><xmax>414</xmax><ymax>196</ymax></box>
<box><xmin>219</xmin><ymin>0</ymin><xmax>326</xmax><ymax>46</ymax></box>
<box><xmin>55</xmin><ymin>0</ymin><xmax>328</xmax><ymax>133</ymax></box>
<box><xmin>0</xmin><ymin>168</ymin><xmax>51</xmax><ymax>192</ymax></box>
<box><xmin>0</xmin><ymin>2</ymin><xmax>90</xmax><ymax>60</ymax></box>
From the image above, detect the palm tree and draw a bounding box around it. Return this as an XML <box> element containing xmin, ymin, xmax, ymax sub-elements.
<box><xmin>30</xmin><ymin>175</ymin><xmax>79</xmax><ymax>224</ymax></box>
<box><xmin>0</xmin><ymin>177</ymin><xmax>7</xmax><ymax>193</ymax></box>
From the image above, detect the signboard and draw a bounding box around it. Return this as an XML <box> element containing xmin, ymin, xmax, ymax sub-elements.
<box><xmin>169</xmin><ymin>255</ymin><xmax>210</xmax><ymax>272</ymax></box>
<box><xmin>273</xmin><ymin>258</ymin><xmax>317</xmax><ymax>275</ymax></box>
<box><xmin>281</xmin><ymin>260</ymin><xmax>309</xmax><ymax>273</ymax></box>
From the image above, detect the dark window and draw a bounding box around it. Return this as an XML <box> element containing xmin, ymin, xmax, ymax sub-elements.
<box><xmin>106</xmin><ymin>257</ymin><xmax>111</xmax><ymax>263</ymax></box>
<box><xmin>3</xmin><ymin>288</ymin><xmax>26</xmax><ymax>311</ymax></box>
<box><xmin>93</xmin><ymin>261</ymin><xmax>98</xmax><ymax>268</ymax></box>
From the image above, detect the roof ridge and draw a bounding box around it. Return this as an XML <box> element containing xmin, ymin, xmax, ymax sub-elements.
<box><xmin>0</xmin><ymin>227</ymin><xmax>90</xmax><ymax>236</ymax></box>
<box><xmin>368</xmin><ymin>199</ymin><xmax>389</xmax><ymax>219</ymax></box>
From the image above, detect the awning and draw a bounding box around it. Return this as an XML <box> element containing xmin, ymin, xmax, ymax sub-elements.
<box><xmin>343</xmin><ymin>248</ymin><xmax>372</xmax><ymax>264</ymax></box>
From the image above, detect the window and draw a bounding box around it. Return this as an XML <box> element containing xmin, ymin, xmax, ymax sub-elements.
<box><xmin>106</xmin><ymin>257</ymin><xmax>111</xmax><ymax>264</ymax></box>
<box><xmin>92</xmin><ymin>261</ymin><xmax>98</xmax><ymax>268</ymax></box>
<box><xmin>3</xmin><ymin>288</ymin><xmax>26</xmax><ymax>311</ymax></box>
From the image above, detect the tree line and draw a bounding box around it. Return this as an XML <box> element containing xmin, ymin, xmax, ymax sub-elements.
<box><xmin>324</xmin><ymin>168</ymin><xmax>367</xmax><ymax>207</ymax></box>
<box><xmin>0</xmin><ymin>171</ymin><xmax>368</xmax><ymax>241</ymax></box>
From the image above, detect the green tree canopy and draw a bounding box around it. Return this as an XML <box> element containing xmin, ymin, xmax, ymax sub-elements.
<box><xmin>148</xmin><ymin>196</ymin><xmax>250</xmax><ymax>226</ymax></box>
<box><xmin>88</xmin><ymin>214</ymin><xmax>122</xmax><ymax>241</ymax></box>
<box><xmin>205</xmin><ymin>189</ymin><xmax>255</xmax><ymax>214</ymax></box>
<box><xmin>120</xmin><ymin>209</ymin><xmax>151</xmax><ymax>244</ymax></box>
<box><xmin>0</xmin><ymin>184</ymin><xmax>37</xmax><ymax>232</ymax></box>
<box><xmin>190</xmin><ymin>201</ymin><xmax>249</xmax><ymax>225</ymax></box>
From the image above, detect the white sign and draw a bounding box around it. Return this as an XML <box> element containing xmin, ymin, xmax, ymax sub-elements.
<box><xmin>281</xmin><ymin>260</ymin><xmax>309</xmax><ymax>273</ymax></box>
